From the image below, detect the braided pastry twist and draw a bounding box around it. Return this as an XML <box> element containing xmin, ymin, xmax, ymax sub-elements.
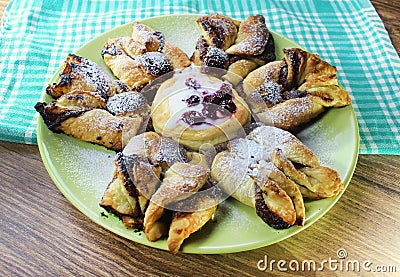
<box><xmin>211</xmin><ymin>125</ymin><xmax>344</xmax><ymax>228</ymax></box>
<box><xmin>191</xmin><ymin>14</ymin><xmax>276</xmax><ymax>83</ymax></box>
<box><xmin>244</xmin><ymin>48</ymin><xmax>351</xmax><ymax>130</ymax></box>
<box><xmin>102</xmin><ymin>22</ymin><xmax>191</xmax><ymax>92</ymax></box>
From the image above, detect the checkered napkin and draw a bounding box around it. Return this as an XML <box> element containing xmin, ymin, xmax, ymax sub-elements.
<box><xmin>0</xmin><ymin>0</ymin><xmax>399</xmax><ymax>154</ymax></box>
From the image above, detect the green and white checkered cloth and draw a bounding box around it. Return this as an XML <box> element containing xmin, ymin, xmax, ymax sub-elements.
<box><xmin>0</xmin><ymin>0</ymin><xmax>399</xmax><ymax>154</ymax></box>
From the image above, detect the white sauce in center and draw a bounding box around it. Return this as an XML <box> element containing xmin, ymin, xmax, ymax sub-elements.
<box><xmin>161</xmin><ymin>67</ymin><xmax>233</xmax><ymax>130</ymax></box>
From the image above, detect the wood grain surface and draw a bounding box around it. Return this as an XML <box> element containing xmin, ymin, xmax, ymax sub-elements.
<box><xmin>1</xmin><ymin>1</ymin><xmax>399</xmax><ymax>276</ymax></box>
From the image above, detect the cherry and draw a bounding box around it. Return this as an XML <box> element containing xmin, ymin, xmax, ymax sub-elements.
<box><xmin>184</xmin><ymin>95</ymin><xmax>201</xmax><ymax>106</ymax></box>
<box><xmin>180</xmin><ymin>79</ymin><xmax>237</xmax><ymax>126</ymax></box>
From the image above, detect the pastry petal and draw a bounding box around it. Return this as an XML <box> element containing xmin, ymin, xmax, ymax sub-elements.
<box><xmin>167</xmin><ymin>186</ymin><xmax>221</xmax><ymax>254</ymax></box>
<box><xmin>46</xmin><ymin>54</ymin><xmax>116</xmax><ymax>99</ymax></box>
<box><xmin>226</xmin><ymin>15</ymin><xmax>269</xmax><ymax>56</ymax></box>
<box><xmin>251</xmin><ymin>160</ymin><xmax>305</xmax><ymax>226</ymax></box>
<box><xmin>196</xmin><ymin>14</ymin><xmax>238</xmax><ymax>50</ymax></box>
<box><xmin>144</xmin><ymin>163</ymin><xmax>209</xmax><ymax>241</ymax></box>
<box><xmin>100</xmin><ymin>153</ymin><xmax>143</xmax><ymax>229</ymax></box>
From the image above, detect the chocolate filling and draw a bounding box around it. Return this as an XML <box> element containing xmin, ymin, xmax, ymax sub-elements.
<box><xmin>254</xmin><ymin>184</ymin><xmax>292</xmax><ymax>229</ymax></box>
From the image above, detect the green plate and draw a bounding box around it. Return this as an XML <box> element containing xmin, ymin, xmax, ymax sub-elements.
<box><xmin>37</xmin><ymin>14</ymin><xmax>359</xmax><ymax>254</ymax></box>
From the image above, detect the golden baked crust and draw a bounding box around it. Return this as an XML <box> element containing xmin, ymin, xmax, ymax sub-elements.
<box><xmin>104</xmin><ymin>132</ymin><xmax>218</xmax><ymax>250</ymax></box>
<box><xmin>271</xmin><ymin>149</ymin><xmax>343</xmax><ymax>199</ymax></box>
<box><xmin>115</xmin><ymin>132</ymin><xmax>218</xmax><ymax>252</ymax></box>
<box><xmin>167</xmin><ymin>187</ymin><xmax>220</xmax><ymax>254</ymax></box>
<box><xmin>223</xmin><ymin>59</ymin><xmax>259</xmax><ymax>85</ymax></box>
<box><xmin>102</xmin><ymin>38</ymin><xmax>173</xmax><ymax>91</ymax></box>
<box><xmin>100</xmin><ymin>152</ymin><xmax>145</xmax><ymax>229</ymax></box>
<box><xmin>58</xmin><ymin>109</ymin><xmax>142</xmax><ymax>150</ymax></box>
<box><xmin>196</xmin><ymin>14</ymin><xmax>238</xmax><ymax>50</ymax></box>
<box><xmin>122</xmin><ymin>133</ymin><xmax>165</xmax><ymax>213</ymax></box>
<box><xmin>254</xmin><ymin>177</ymin><xmax>296</xmax><ymax>228</ymax></box>
<box><xmin>123</xmin><ymin>131</ymin><xmax>189</xmax><ymax>171</ymax></box>
<box><xmin>256</xmin><ymin>96</ymin><xmax>325</xmax><ymax>130</ymax></box>
<box><xmin>162</xmin><ymin>41</ymin><xmax>192</xmax><ymax>69</ymax></box>
<box><xmin>252</xmin><ymin>160</ymin><xmax>305</xmax><ymax>226</ymax></box>
<box><xmin>143</xmin><ymin>163</ymin><xmax>210</xmax><ymax>241</ymax></box>
<box><xmin>42</xmin><ymin>90</ymin><xmax>107</xmax><ymax>112</ymax></box>
<box><xmin>102</xmin><ymin>22</ymin><xmax>191</xmax><ymax>92</ymax></box>
<box><xmin>226</xmin><ymin>15</ymin><xmax>276</xmax><ymax>65</ymax></box>
<box><xmin>192</xmin><ymin>14</ymin><xmax>275</xmax><ymax>82</ymax></box>
<box><xmin>35</xmin><ymin>89</ymin><xmax>149</xmax><ymax>151</ymax></box>
<box><xmin>46</xmin><ymin>54</ymin><xmax>123</xmax><ymax>99</ymax></box>
<box><xmin>246</xmin><ymin>48</ymin><xmax>352</xmax><ymax>106</ymax></box>
<box><xmin>131</xmin><ymin>22</ymin><xmax>163</xmax><ymax>52</ymax></box>
<box><xmin>243</xmin><ymin>48</ymin><xmax>351</xmax><ymax>130</ymax></box>
<box><xmin>101</xmin><ymin>132</ymin><xmax>196</xmax><ymax>231</ymax></box>
<box><xmin>225</xmin><ymin>15</ymin><xmax>270</xmax><ymax>56</ymax></box>
<box><xmin>132</xmin><ymin>22</ymin><xmax>191</xmax><ymax>69</ymax></box>
<box><xmin>242</xmin><ymin>61</ymin><xmax>282</xmax><ymax>96</ymax></box>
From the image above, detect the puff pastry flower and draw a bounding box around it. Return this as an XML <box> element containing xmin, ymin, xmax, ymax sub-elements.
<box><xmin>243</xmin><ymin>48</ymin><xmax>351</xmax><ymax>130</ymax></box>
<box><xmin>211</xmin><ymin>125</ymin><xmax>344</xmax><ymax>228</ymax></box>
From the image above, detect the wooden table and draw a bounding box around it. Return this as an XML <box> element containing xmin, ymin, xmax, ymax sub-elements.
<box><xmin>1</xmin><ymin>1</ymin><xmax>399</xmax><ymax>276</ymax></box>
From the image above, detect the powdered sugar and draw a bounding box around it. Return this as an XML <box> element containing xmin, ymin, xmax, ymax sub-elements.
<box><xmin>54</xmin><ymin>138</ymin><xmax>115</xmax><ymax>202</ymax></box>
<box><xmin>256</xmin><ymin>81</ymin><xmax>282</xmax><ymax>106</ymax></box>
<box><xmin>155</xmin><ymin>137</ymin><xmax>188</xmax><ymax>165</ymax></box>
<box><xmin>202</xmin><ymin>47</ymin><xmax>228</xmax><ymax>69</ymax></box>
<box><xmin>226</xmin><ymin>15</ymin><xmax>268</xmax><ymax>56</ymax></box>
<box><xmin>256</xmin><ymin>97</ymin><xmax>313</xmax><ymax>129</ymax></box>
<box><xmin>212</xmin><ymin>199</ymin><xmax>256</xmax><ymax>233</ymax></box>
<box><xmin>296</xmin><ymin>120</ymin><xmax>338</xmax><ymax>168</ymax></box>
<box><xmin>137</xmin><ymin>52</ymin><xmax>173</xmax><ymax>77</ymax></box>
<box><xmin>106</xmin><ymin>91</ymin><xmax>148</xmax><ymax>116</ymax></box>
